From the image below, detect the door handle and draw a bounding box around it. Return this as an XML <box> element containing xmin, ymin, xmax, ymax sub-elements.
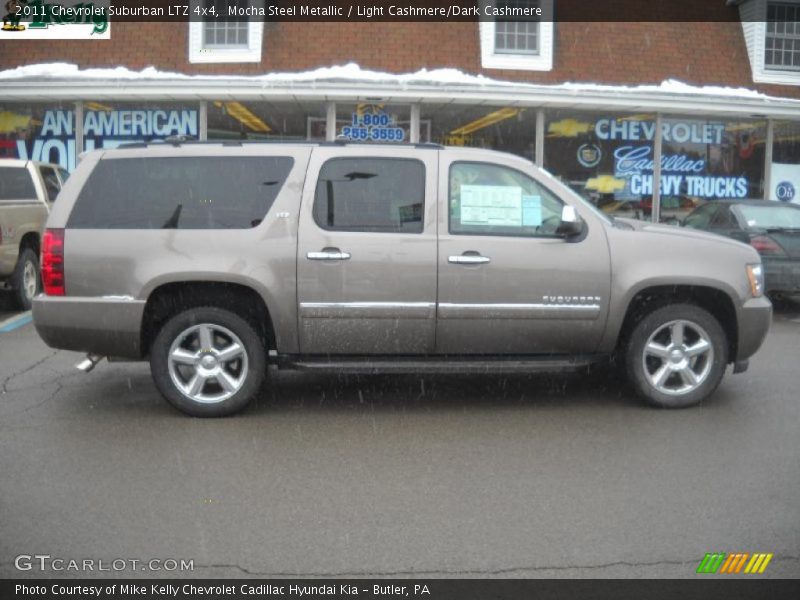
<box><xmin>307</xmin><ymin>248</ymin><xmax>351</xmax><ymax>261</ymax></box>
<box><xmin>448</xmin><ymin>254</ymin><xmax>491</xmax><ymax>265</ymax></box>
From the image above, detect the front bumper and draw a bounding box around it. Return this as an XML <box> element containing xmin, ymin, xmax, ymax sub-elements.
<box><xmin>33</xmin><ymin>295</ymin><xmax>146</xmax><ymax>359</ymax></box>
<box><xmin>736</xmin><ymin>295</ymin><xmax>773</xmax><ymax>362</ymax></box>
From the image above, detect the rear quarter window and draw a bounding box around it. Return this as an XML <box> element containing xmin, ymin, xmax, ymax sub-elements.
<box><xmin>0</xmin><ymin>167</ymin><xmax>36</xmax><ymax>201</ymax></box>
<box><xmin>67</xmin><ymin>156</ymin><xmax>294</xmax><ymax>229</ymax></box>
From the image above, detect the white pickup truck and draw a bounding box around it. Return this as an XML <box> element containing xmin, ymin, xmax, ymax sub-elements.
<box><xmin>0</xmin><ymin>159</ymin><xmax>68</xmax><ymax>309</ymax></box>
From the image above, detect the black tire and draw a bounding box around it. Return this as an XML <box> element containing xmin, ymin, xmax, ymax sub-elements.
<box><xmin>624</xmin><ymin>303</ymin><xmax>728</xmax><ymax>408</ymax></box>
<box><xmin>150</xmin><ymin>306</ymin><xmax>266</xmax><ymax>417</ymax></box>
<box><xmin>12</xmin><ymin>248</ymin><xmax>40</xmax><ymax>311</ymax></box>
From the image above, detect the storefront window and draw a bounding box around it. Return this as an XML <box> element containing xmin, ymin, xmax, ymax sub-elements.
<box><xmin>0</xmin><ymin>102</ymin><xmax>75</xmax><ymax>169</ymax></box>
<box><xmin>659</xmin><ymin>116</ymin><xmax>765</xmax><ymax>221</ymax></box>
<box><xmin>335</xmin><ymin>103</ymin><xmax>410</xmax><ymax>143</ymax></box>
<box><xmin>421</xmin><ymin>103</ymin><xmax>537</xmax><ymax>161</ymax></box>
<box><xmin>769</xmin><ymin>120</ymin><xmax>800</xmax><ymax>203</ymax></box>
<box><xmin>208</xmin><ymin>100</ymin><xmax>327</xmax><ymax>141</ymax></box>
<box><xmin>544</xmin><ymin>110</ymin><xmax>656</xmax><ymax>221</ymax></box>
<box><xmin>84</xmin><ymin>101</ymin><xmax>200</xmax><ymax>151</ymax></box>
<box><xmin>544</xmin><ymin>111</ymin><xmax>766</xmax><ymax>222</ymax></box>
<box><xmin>0</xmin><ymin>102</ymin><xmax>201</xmax><ymax>172</ymax></box>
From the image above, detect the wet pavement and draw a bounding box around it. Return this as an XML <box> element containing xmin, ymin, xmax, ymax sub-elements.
<box><xmin>1</xmin><ymin>295</ymin><xmax>799</xmax><ymax>578</ymax></box>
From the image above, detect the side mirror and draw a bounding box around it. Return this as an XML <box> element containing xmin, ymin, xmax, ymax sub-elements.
<box><xmin>556</xmin><ymin>205</ymin><xmax>584</xmax><ymax>238</ymax></box>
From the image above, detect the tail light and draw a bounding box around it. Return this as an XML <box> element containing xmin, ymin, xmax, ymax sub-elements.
<box><xmin>749</xmin><ymin>234</ymin><xmax>786</xmax><ymax>257</ymax></box>
<box><xmin>41</xmin><ymin>228</ymin><xmax>65</xmax><ymax>296</ymax></box>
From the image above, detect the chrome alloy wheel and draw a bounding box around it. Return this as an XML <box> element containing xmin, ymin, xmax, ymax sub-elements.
<box><xmin>167</xmin><ymin>323</ymin><xmax>249</xmax><ymax>404</ymax></box>
<box><xmin>641</xmin><ymin>319</ymin><xmax>714</xmax><ymax>396</ymax></box>
<box><xmin>22</xmin><ymin>260</ymin><xmax>37</xmax><ymax>300</ymax></box>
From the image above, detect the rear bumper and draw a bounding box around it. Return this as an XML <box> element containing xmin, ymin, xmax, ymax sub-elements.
<box><xmin>33</xmin><ymin>295</ymin><xmax>146</xmax><ymax>359</ymax></box>
<box><xmin>736</xmin><ymin>295</ymin><xmax>773</xmax><ymax>362</ymax></box>
<box><xmin>764</xmin><ymin>258</ymin><xmax>800</xmax><ymax>295</ymax></box>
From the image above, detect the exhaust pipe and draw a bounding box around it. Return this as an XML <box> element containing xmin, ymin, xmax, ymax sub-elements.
<box><xmin>76</xmin><ymin>354</ymin><xmax>104</xmax><ymax>373</ymax></box>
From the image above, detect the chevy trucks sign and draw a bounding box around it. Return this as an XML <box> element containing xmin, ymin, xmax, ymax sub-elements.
<box><xmin>614</xmin><ymin>145</ymin><xmax>748</xmax><ymax>199</ymax></box>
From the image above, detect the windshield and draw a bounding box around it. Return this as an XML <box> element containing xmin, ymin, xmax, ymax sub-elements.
<box><xmin>737</xmin><ymin>204</ymin><xmax>800</xmax><ymax>229</ymax></box>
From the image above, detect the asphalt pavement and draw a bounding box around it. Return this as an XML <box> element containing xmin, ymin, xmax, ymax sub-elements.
<box><xmin>1</xmin><ymin>292</ymin><xmax>799</xmax><ymax>579</ymax></box>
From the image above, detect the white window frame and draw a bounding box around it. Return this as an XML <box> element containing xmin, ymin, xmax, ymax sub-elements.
<box><xmin>479</xmin><ymin>0</ymin><xmax>554</xmax><ymax>71</ymax></box>
<box><xmin>740</xmin><ymin>0</ymin><xmax>800</xmax><ymax>84</ymax></box>
<box><xmin>188</xmin><ymin>1</ymin><xmax>264</xmax><ymax>63</ymax></box>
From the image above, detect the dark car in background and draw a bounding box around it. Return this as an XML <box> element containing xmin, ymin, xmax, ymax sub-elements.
<box><xmin>596</xmin><ymin>195</ymin><xmax>700</xmax><ymax>223</ymax></box>
<box><xmin>683</xmin><ymin>200</ymin><xmax>800</xmax><ymax>301</ymax></box>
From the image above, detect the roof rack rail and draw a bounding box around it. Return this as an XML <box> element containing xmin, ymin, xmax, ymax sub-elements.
<box><xmin>114</xmin><ymin>140</ymin><xmax>445</xmax><ymax>150</ymax></box>
<box><xmin>322</xmin><ymin>140</ymin><xmax>444</xmax><ymax>149</ymax></box>
<box><xmin>115</xmin><ymin>139</ymin><xmax>318</xmax><ymax>149</ymax></box>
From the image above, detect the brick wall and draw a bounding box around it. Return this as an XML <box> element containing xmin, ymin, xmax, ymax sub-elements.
<box><xmin>3</xmin><ymin>20</ymin><xmax>800</xmax><ymax>100</ymax></box>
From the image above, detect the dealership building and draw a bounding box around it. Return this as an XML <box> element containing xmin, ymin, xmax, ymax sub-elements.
<box><xmin>3</xmin><ymin>0</ymin><xmax>800</xmax><ymax>221</ymax></box>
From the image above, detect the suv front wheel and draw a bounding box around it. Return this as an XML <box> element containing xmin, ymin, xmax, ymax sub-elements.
<box><xmin>624</xmin><ymin>303</ymin><xmax>728</xmax><ymax>408</ymax></box>
<box><xmin>150</xmin><ymin>307</ymin><xmax>266</xmax><ymax>417</ymax></box>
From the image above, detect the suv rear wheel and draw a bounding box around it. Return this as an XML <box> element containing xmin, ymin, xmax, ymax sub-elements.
<box><xmin>624</xmin><ymin>303</ymin><xmax>728</xmax><ymax>408</ymax></box>
<box><xmin>150</xmin><ymin>307</ymin><xmax>266</xmax><ymax>417</ymax></box>
<box><xmin>12</xmin><ymin>248</ymin><xmax>40</xmax><ymax>311</ymax></box>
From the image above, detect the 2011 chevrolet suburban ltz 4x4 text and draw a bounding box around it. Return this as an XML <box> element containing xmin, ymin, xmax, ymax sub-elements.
<box><xmin>32</xmin><ymin>142</ymin><xmax>772</xmax><ymax>416</ymax></box>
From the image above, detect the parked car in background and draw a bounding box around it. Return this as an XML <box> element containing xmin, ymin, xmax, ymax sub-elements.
<box><xmin>596</xmin><ymin>195</ymin><xmax>700</xmax><ymax>224</ymax></box>
<box><xmin>683</xmin><ymin>200</ymin><xmax>800</xmax><ymax>302</ymax></box>
<box><xmin>0</xmin><ymin>160</ymin><xmax>68</xmax><ymax>309</ymax></box>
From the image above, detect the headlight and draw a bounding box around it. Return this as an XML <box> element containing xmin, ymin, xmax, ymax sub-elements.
<box><xmin>746</xmin><ymin>263</ymin><xmax>764</xmax><ymax>298</ymax></box>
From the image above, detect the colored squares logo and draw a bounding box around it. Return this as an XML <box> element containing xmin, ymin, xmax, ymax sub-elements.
<box><xmin>696</xmin><ymin>552</ymin><xmax>773</xmax><ymax>574</ymax></box>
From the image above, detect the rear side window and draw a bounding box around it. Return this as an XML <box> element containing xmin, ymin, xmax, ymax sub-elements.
<box><xmin>68</xmin><ymin>156</ymin><xmax>293</xmax><ymax>229</ymax></box>
<box><xmin>0</xmin><ymin>167</ymin><xmax>36</xmax><ymax>202</ymax></box>
<box><xmin>313</xmin><ymin>158</ymin><xmax>424</xmax><ymax>233</ymax></box>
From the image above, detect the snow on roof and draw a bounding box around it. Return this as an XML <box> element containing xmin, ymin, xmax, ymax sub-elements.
<box><xmin>0</xmin><ymin>61</ymin><xmax>776</xmax><ymax>101</ymax></box>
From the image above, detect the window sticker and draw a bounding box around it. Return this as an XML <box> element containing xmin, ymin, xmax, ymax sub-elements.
<box><xmin>521</xmin><ymin>195</ymin><xmax>542</xmax><ymax>227</ymax></box>
<box><xmin>460</xmin><ymin>185</ymin><xmax>522</xmax><ymax>227</ymax></box>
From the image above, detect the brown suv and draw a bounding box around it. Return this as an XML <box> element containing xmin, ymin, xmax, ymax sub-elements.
<box><xmin>33</xmin><ymin>142</ymin><xmax>772</xmax><ymax>416</ymax></box>
<box><xmin>1</xmin><ymin>159</ymin><xmax>67</xmax><ymax>309</ymax></box>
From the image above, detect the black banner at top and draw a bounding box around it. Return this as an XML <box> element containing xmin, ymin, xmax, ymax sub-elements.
<box><xmin>6</xmin><ymin>0</ymin><xmax>753</xmax><ymax>24</ymax></box>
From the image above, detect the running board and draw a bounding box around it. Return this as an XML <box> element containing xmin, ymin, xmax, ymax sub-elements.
<box><xmin>279</xmin><ymin>355</ymin><xmax>604</xmax><ymax>374</ymax></box>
